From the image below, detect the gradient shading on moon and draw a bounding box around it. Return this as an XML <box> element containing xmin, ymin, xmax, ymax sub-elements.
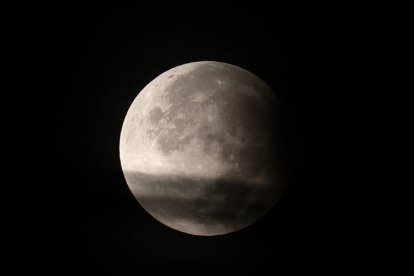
<box><xmin>120</xmin><ymin>61</ymin><xmax>285</xmax><ymax>236</ymax></box>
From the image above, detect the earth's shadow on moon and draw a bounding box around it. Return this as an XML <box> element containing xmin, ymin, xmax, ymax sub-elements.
<box><xmin>123</xmin><ymin>170</ymin><xmax>285</xmax><ymax>236</ymax></box>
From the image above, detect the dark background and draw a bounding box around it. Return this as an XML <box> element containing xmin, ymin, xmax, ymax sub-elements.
<box><xmin>28</xmin><ymin>2</ymin><xmax>372</xmax><ymax>274</ymax></box>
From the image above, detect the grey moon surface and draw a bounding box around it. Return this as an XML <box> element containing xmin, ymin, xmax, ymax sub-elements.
<box><xmin>120</xmin><ymin>61</ymin><xmax>285</xmax><ymax>236</ymax></box>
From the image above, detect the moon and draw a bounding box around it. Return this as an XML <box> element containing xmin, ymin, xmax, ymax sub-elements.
<box><xmin>120</xmin><ymin>61</ymin><xmax>285</xmax><ymax>236</ymax></box>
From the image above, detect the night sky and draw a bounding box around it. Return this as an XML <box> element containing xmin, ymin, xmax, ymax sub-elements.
<box><xmin>31</xmin><ymin>2</ymin><xmax>370</xmax><ymax>274</ymax></box>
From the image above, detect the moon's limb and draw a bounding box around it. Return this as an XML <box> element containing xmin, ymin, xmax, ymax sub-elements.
<box><xmin>120</xmin><ymin>61</ymin><xmax>284</xmax><ymax>236</ymax></box>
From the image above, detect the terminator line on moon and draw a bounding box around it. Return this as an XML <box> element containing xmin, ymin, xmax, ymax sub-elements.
<box><xmin>120</xmin><ymin>61</ymin><xmax>285</xmax><ymax>236</ymax></box>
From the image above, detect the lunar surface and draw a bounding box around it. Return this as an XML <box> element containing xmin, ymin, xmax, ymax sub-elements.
<box><xmin>120</xmin><ymin>61</ymin><xmax>285</xmax><ymax>236</ymax></box>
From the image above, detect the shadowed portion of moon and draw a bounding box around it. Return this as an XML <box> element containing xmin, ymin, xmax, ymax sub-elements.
<box><xmin>123</xmin><ymin>170</ymin><xmax>284</xmax><ymax>236</ymax></box>
<box><xmin>120</xmin><ymin>61</ymin><xmax>285</xmax><ymax>236</ymax></box>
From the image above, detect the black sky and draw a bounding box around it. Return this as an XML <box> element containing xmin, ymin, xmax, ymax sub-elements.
<box><xmin>25</xmin><ymin>2</ymin><xmax>374</xmax><ymax>274</ymax></box>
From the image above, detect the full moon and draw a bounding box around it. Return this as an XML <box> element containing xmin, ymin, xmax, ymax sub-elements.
<box><xmin>120</xmin><ymin>61</ymin><xmax>285</xmax><ymax>236</ymax></box>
